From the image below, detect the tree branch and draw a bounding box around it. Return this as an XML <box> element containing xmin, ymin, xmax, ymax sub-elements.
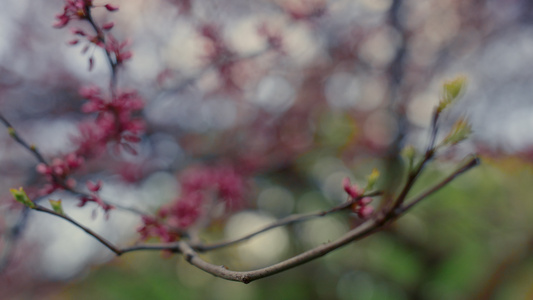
<box><xmin>399</xmin><ymin>156</ymin><xmax>480</xmax><ymax>214</ymax></box>
<box><xmin>191</xmin><ymin>191</ymin><xmax>383</xmax><ymax>252</ymax></box>
<box><xmin>33</xmin><ymin>204</ymin><xmax>124</xmax><ymax>255</ymax></box>
<box><xmin>177</xmin><ymin>218</ymin><xmax>379</xmax><ymax>283</ymax></box>
<box><xmin>0</xmin><ymin>113</ymin><xmax>48</xmax><ymax>165</ymax></box>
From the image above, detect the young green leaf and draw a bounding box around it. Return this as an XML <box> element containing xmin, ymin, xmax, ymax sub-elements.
<box><xmin>7</xmin><ymin>127</ymin><xmax>16</xmax><ymax>137</ymax></box>
<box><xmin>442</xmin><ymin>118</ymin><xmax>472</xmax><ymax>146</ymax></box>
<box><xmin>365</xmin><ymin>168</ymin><xmax>380</xmax><ymax>191</ymax></box>
<box><xmin>49</xmin><ymin>199</ymin><xmax>65</xmax><ymax>215</ymax></box>
<box><xmin>402</xmin><ymin>145</ymin><xmax>417</xmax><ymax>171</ymax></box>
<box><xmin>10</xmin><ymin>187</ymin><xmax>35</xmax><ymax>208</ymax></box>
<box><xmin>438</xmin><ymin>76</ymin><xmax>467</xmax><ymax>113</ymax></box>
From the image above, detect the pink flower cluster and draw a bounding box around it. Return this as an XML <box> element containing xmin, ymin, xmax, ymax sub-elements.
<box><xmin>78</xmin><ymin>86</ymin><xmax>145</xmax><ymax>155</ymax></box>
<box><xmin>180</xmin><ymin>165</ymin><xmax>246</xmax><ymax>209</ymax></box>
<box><xmin>36</xmin><ymin>154</ymin><xmax>83</xmax><ymax>194</ymax></box>
<box><xmin>33</xmin><ymin>86</ymin><xmax>144</xmax><ymax>202</ymax></box>
<box><xmin>105</xmin><ymin>34</ymin><xmax>133</xmax><ymax>66</ymax></box>
<box><xmin>54</xmin><ymin>0</ymin><xmax>118</xmax><ymax>29</ymax></box>
<box><xmin>138</xmin><ymin>165</ymin><xmax>247</xmax><ymax>241</ymax></box>
<box><xmin>40</xmin><ymin>0</ymin><xmax>142</xmax><ymax>214</ymax></box>
<box><xmin>78</xmin><ymin>180</ymin><xmax>114</xmax><ymax>213</ymax></box>
<box><xmin>342</xmin><ymin>177</ymin><xmax>374</xmax><ymax>219</ymax></box>
<box><xmin>69</xmin><ymin>28</ymin><xmax>132</xmax><ymax>71</ymax></box>
<box><xmin>35</xmin><ymin>159</ymin><xmax>113</xmax><ymax>212</ymax></box>
<box><xmin>137</xmin><ymin>215</ymin><xmax>181</xmax><ymax>242</ymax></box>
<box><xmin>158</xmin><ymin>192</ymin><xmax>203</xmax><ymax>230</ymax></box>
<box><xmin>55</xmin><ymin>1</ymin><xmax>130</xmax><ymax>71</ymax></box>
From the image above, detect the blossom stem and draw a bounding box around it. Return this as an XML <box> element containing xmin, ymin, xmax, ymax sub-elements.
<box><xmin>84</xmin><ymin>5</ymin><xmax>118</xmax><ymax>94</ymax></box>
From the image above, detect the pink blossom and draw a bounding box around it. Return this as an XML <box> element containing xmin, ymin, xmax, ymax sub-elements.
<box><xmin>342</xmin><ymin>177</ymin><xmax>363</xmax><ymax>199</ymax></box>
<box><xmin>53</xmin><ymin>0</ymin><xmax>94</xmax><ymax>28</ymax></box>
<box><xmin>349</xmin><ymin>195</ymin><xmax>374</xmax><ymax>220</ymax></box>
<box><xmin>180</xmin><ymin>165</ymin><xmax>246</xmax><ymax>209</ymax></box>
<box><xmin>79</xmin><ymin>85</ymin><xmax>102</xmax><ymax>99</ymax></box>
<box><xmin>137</xmin><ymin>216</ymin><xmax>174</xmax><ymax>242</ymax></box>
<box><xmin>71</xmin><ymin>28</ymin><xmax>86</xmax><ymax>36</ymax></box>
<box><xmin>78</xmin><ymin>193</ymin><xmax>113</xmax><ymax>213</ymax></box>
<box><xmin>117</xmin><ymin>162</ymin><xmax>144</xmax><ymax>183</ymax></box>
<box><xmin>357</xmin><ymin>205</ymin><xmax>374</xmax><ymax>219</ymax></box>
<box><xmin>102</xmin><ymin>22</ymin><xmax>114</xmax><ymax>31</ymax></box>
<box><xmin>139</xmin><ymin>165</ymin><xmax>248</xmax><ymax>240</ymax></box>
<box><xmin>54</xmin><ymin>14</ymin><xmax>71</xmax><ymax>28</ymax></box>
<box><xmin>282</xmin><ymin>0</ymin><xmax>327</xmax><ymax>21</ymax></box>
<box><xmin>86</xmin><ymin>180</ymin><xmax>102</xmax><ymax>192</ymax></box>
<box><xmin>76</xmin><ymin>87</ymin><xmax>145</xmax><ymax>156</ymax></box>
<box><xmin>104</xmin><ymin>4</ymin><xmax>119</xmax><ymax>11</ymax></box>
<box><xmin>360</xmin><ymin>197</ymin><xmax>372</xmax><ymax>205</ymax></box>
<box><xmin>65</xmin><ymin>153</ymin><xmax>84</xmax><ymax>169</ymax></box>
<box><xmin>36</xmin><ymin>163</ymin><xmax>51</xmax><ymax>175</ymax></box>
<box><xmin>169</xmin><ymin>192</ymin><xmax>203</xmax><ymax>228</ymax></box>
<box><xmin>105</xmin><ymin>34</ymin><xmax>133</xmax><ymax>65</ymax></box>
<box><xmin>71</xmin><ymin>121</ymin><xmax>107</xmax><ymax>158</ymax></box>
<box><xmin>34</xmin><ymin>152</ymin><xmax>87</xmax><ymax>196</ymax></box>
<box><xmin>88</xmin><ymin>56</ymin><xmax>94</xmax><ymax>71</ymax></box>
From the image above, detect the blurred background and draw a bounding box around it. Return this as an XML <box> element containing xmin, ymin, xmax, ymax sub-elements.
<box><xmin>1</xmin><ymin>0</ymin><xmax>533</xmax><ymax>299</ymax></box>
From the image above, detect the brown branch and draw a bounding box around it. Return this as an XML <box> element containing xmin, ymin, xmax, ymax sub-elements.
<box><xmin>120</xmin><ymin>242</ymin><xmax>180</xmax><ymax>254</ymax></box>
<box><xmin>399</xmin><ymin>156</ymin><xmax>480</xmax><ymax>214</ymax></box>
<box><xmin>33</xmin><ymin>204</ymin><xmax>123</xmax><ymax>255</ymax></box>
<box><xmin>191</xmin><ymin>191</ymin><xmax>383</xmax><ymax>252</ymax></box>
<box><xmin>64</xmin><ymin>188</ymin><xmax>147</xmax><ymax>216</ymax></box>
<box><xmin>390</xmin><ymin>146</ymin><xmax>435</xmax><ymax>211</ymax></box>
<box><xmin>84</xmin><ymin>5</ymin><xmax>118</xmax><ymax>92</ymax></box>
<box><xmin>177</xmin><ymin>219</ymin><xmax>379</xmax><ymax>283</ymax></box>
<box><xmin>0</xmin><ymin>113</ymin><xmax>48</xmax><ymax>165</ymax></box>
<box><xmin>388</xmin><ymin>106</ymin><xmax>445</xmax><ymax>214</ymax></box>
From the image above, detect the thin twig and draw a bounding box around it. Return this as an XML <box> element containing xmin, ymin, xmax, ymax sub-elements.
<box><xmin>177</xmin><ymin>219</ymin><xmax>379</xmax><ymax>283</ymax></box>
<box><xmin>399</xmin><ymin>156</ymin><xmax>480</xmax><ymax>214</ymax></box>
<box><xmin>427</xmin><ymin>109</ymin><xmax>440</xmax><ymax>153</ymax></box>
<box><xmin>0</xmin><ymin>113</ymin><xmax>48</xmax><ymax>164</ymax></box>
<box><xmin>64</xmin><ymin>188</ymin><xmax>148</xmax><ymax>216</ymax></box>
<box><xmin>120</xmin><ymin>242</ymin><xmax>180</xmax><ymax>254</ymax></box>
<box><xmin>389</xmin><ymin>109</ymin><xmax>441</xmax><ymax>212</ymax></box>
<box><xmin>191</xmin><ymin>191</ymin><xmax>382</xmax><ymax>252</ymax></box>
<box><xmin>388</xmin><ymin>149</ymin><xmax>434</xmax><ymax>213</ymax></box>
<box><xmin>33</xmin><ymin>204</ymin><xmax>123</xmax><ymax>255</ymax></box>
<box><xmin>84</xmin><ymin>5</ymin><xmax>117</xmax><ymax>93</ymax></box>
